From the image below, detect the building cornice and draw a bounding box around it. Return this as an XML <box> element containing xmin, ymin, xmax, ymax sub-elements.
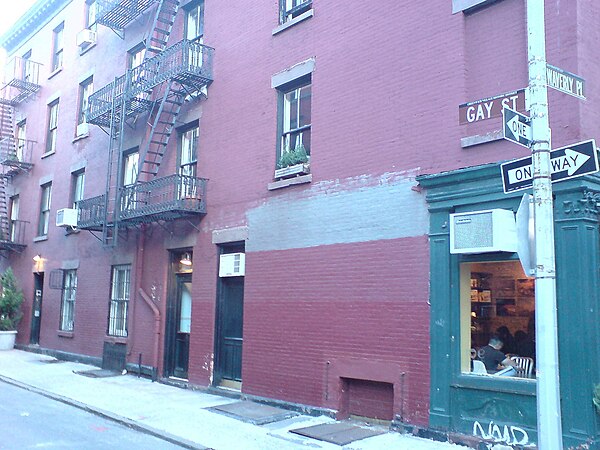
<box><xmin>0</xmin><ymin>0</ymin><xmax>72</xmax><ymax>54</ymax></box>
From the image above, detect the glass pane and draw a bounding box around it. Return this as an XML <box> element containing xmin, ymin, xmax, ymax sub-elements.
<box><xmin>123</xmin><ymin>152</ymin><xmax>139</xmax><ymax>186</ymax></box>
<box><xmin>298</xmin><ymin>85</ymin><xmax>311</xmax><ymax>127</ymax></box>
<box><xmin>179</xmin><ymin>282</ymin><xmax>192</xmax><ymax>333</ymax></box>
<box><xmin>285</xmin><ymin>89</ymin><xmax>299</xmax><ymax>131</ymax></box>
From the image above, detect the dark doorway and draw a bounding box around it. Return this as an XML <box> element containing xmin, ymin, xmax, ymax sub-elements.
<box><xmin>214</xmin><ymin>243</ymin><xmax>245</xmax><ymax>387</ymax></box>
<box><xmin>164</xmin><ymin>253</ymin><xmax>193</xmax><ymax>379</ymax></box>
<box><xmin>30</xmin><ymin>273</ymin><xmax>44</xmax><ymax>345</ymax></box>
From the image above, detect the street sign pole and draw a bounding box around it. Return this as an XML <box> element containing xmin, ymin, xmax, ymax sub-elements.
<box><xmin>527</xmin><ymin>0</ymin><xmax>564</xmax><ymax>448</ymax></box>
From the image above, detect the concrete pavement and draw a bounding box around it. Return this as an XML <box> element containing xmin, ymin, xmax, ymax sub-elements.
<box><xmin>0</xmin><ymin>350</ymin><xmax>467</xmax><ymax>450</ymax></box>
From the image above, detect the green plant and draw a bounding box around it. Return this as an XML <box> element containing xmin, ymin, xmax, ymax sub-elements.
<box><xmin>593</xmin><ymin>384</ymin><xmax>600</xmax><ymax>415</ymax></box>
<box><xmin>0</xmin><ymin>268</ymin><xmax>24</xmax><ymax>331</ymax></box>
<box><xmin>277</xmin><ymin>144</ymin><xmax>309</xmax><ymax>169</ymax></box>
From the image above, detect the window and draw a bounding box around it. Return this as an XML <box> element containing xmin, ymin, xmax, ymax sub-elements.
<box><xmin>52</xmin><ymin>22</ymin><xmax>64</xmax><ymax>72</ymax></box>
<box><xmin>184</xmin><ymin>1</ymin><xmax>204</xmax><ymax>41</ymax></box>
<box><xmin>278</xmin><ymin>78</ymin><xmax>311</xmax><ymax>163</ymax></box>
<box><xmin>60</xmin><ymin>270</ymin><xmax>77</xmax><ymax>331</ymax></box>
<box><xmin>461</xmin><ymin>260</ymin><xmax>535</xmax><ymax>379</ymax></box>
<box><xmin>178</xmin><ymin>125</ymin><xmax>198</xmax><ymax>198</ymax></box>
<box><xmin>121</xmin><ymin>150</ymin><xmax>138</xmax><ymax>210</ymax></box>
<box><xmin>38</xmin><ymin>183</ymin><xmax>52</xmax><ymax>237</ymax></box>
<box><xmin>16</xmin><ymin>119</ymin><xmax>26</xmax><ymax>162</ymax></box>
<box><xmin>21</xmin><ymin>50</ymin><xmax>33</xmax><ymax>83</ymax></box>
<box><xmin>108</xmin><ymin>265</ymin><xmax>131</xmax><ymax>337</ymax></box>
<box><xmin>46</xmin><ymin>99</ymin><xmax>59</xmax><ymax>154</ymax></box>
<box><xmin>280</xmin><ymin>0</ymin><xmax>312</xmax><ymax>24</ymax></box>
<box><xmin>71</xmin><ymin>170</ymin><xmax>85</xmax><ymax>209</ymax></box>
<box><xmin>128</xmin><ymin>44</ymin><xmax>145</xmax><ymax>70</ymax></box>
<box><xmin>9</xmin><ymin>196</ymin><xmax>19</xmax><ymax>242</ymax></box>
<box><xmin>85</xmin><ymin>0</ymin><xmax>97</xmax><ymax>31</ymax></box>
<box><xmin>78</xmin><ymin>77</ymin><xmax>93</xmax><ymax>125</ymax></box>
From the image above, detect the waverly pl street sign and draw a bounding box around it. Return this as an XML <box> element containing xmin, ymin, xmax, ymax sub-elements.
<box><xmin>500</xmin><ymin>139</ymin><xmax>599</xmax><ymax>193</ymax></box>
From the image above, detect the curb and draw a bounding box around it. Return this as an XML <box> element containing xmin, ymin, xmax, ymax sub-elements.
<box><xmin>0</xmin><ymin>375</ymin><xmax>209</xmax><ymax>450</ymax></box>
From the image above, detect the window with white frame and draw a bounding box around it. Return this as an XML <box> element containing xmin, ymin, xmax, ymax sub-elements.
<box><xmin>121</xmin><ymin>150</ymin><xmax>138</xmax><ymax>211</ymax></box>
<box><xmin>46</xmin><ymin>99</ymin><xmax>59</xmax><ymax>154</ymax></box>
<box><xmin>16</xmin><ymin>119</ymin><xmax>26</xmax><ymax>162</ymax></box>
<box><xmin>9</xmin><ymin>196</ymin><xmax>19</xmax><ymax>242</ymax></box>
<box><xmin>21</xmin><ymin>49</ymin><xmax>33</xmax><ymax>83</ymax></box>
<box><xmin>178</xmin><ymin>125</ymin><xmax>198</xmax><ymax>198</ymax></box>
<box><xmin>78</xmin><ymin>77</ymin><xmax>94</xmax><ymax>126</ymax></box>
<box><xmin>280</xmin><ymin>0</ymin><xmax>312</xmax><ymax>24</ymax></box>
<box><xmin>185</xmin><ymin>0</ymin><xmax>204</xmax><ymax>41</ymax></box>
<box><xmin>277</xmin><ymin>77</ymin><xmax>311</xmax><ymax>168</ymax></box>
<box><xmin>38</xmin><ymin>182</ymin><xmax>52</xmax><ymax>237</ymax></box>
<box><xmin>85</xmin><ymin>0</ymin><xmax>97</xmax><ymax>31</ymax></box>
<box><xmin>71</xmin><ymin>170</ymin><xmax>85</xmax><ymax>209</ymax></box>
<box><xmin>52</xmin><ymin>22</ymin><xmax>64</xmax><ymax>72</ymax></box>
<box><xmin>60</xmin><ymin>270</ymin><xmax>77</xmax><ymax>331</ymax></box>
<box><xmin>108</xmin><ymin>265</ymin><xmax>131</xmax><ymax>337</ymax></box>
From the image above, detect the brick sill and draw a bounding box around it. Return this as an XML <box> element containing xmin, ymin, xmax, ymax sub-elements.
<box><xmin>57</xmin><ymin>330</ymin><xmax>73</xmax><ymax>338</ymax></box>
<box><xmin>268</xmin><ymin>173</ymin><xmax>312</xmax><ymax>190</ymax></box>
<box><xmin>104</xmin><ymin>336</ymin><xmax>128</xmax><ymax>344</ymax></box>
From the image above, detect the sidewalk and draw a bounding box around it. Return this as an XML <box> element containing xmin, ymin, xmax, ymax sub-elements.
<box><xmin>0</xmin><ymin>350</ymin><xmax>466</xmax><ymax>450</ymax></box>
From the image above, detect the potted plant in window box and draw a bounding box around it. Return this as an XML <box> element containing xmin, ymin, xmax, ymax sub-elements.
<box><xmin>274</xmin><ymin>145</ymin><xmax>310</xmax><ymax>180</ymax></box>
<box><xmin>0</xmin><ymin>268</ymin><xmax>24</xmax><ymax>350</ymax></box>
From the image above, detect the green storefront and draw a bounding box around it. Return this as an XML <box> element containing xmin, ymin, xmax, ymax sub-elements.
<box><xmin>418</xmin><ymin>162</ymin><xmax>600</xmax><ymax>448</ymax></box>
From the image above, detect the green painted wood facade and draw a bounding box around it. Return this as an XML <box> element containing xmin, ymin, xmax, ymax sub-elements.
<box><xmin>418</xmin><ymin>162</ymin><xmax>600</xmax><ymax>448</ymax></box>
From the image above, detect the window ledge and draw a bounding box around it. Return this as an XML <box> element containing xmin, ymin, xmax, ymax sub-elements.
<box><xmin>33</xmin><ymin>235</ymin><xmax>48</xmax><ymax>242</ymax></box>
<box><xmin>105</xmin><ymin>336</ymin><xmax>128</xmax><ymax>344</ymax></box>
<box><xmin>41</xmin><ymin>150</ymin><xmax>56</xmax><ymax>159</ymax></box>
<box><xmin>272</xmin><ymin>9</ymin><xmax>314</xmax><ymax>35</ymax></box>
<box><xmin>57</xmin><ymin>330</ymin><xmax>74</xmax><ymax>338</ymax></box>
<box><xmin>79</xmin><ymin>42</ymin><xmax>97</xmax><ymax>56</ymax></box>
<box><xmin>72</xmin><ymin>133</ymin><xmax>89</xmax><ymax>143</ymax></box>
<box><xmin>48</xmin><ymin>67</ymin><xmax>63</xmax><ymax>80</ymax></box>
<box><xmin>268</xmin><ymin>173</ymin><xmax>312</xmax><ymax>190</ymax></box>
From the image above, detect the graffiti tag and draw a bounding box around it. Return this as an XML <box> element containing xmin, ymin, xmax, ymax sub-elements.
<box><xmin>473</xmin><ymin>420</ymin><xmax>530</xmax><ymax>446</ymax></box>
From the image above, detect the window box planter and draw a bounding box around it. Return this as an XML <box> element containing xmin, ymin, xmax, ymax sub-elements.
<box><xmin>274</xmin><ymin>163</ymin><xmax>310</xmax><ymax>180</ymax></box>
<box><xmin>0</xmin><ymin>330</ymin><xmax>17</xmax><ymax>350</ymax></box>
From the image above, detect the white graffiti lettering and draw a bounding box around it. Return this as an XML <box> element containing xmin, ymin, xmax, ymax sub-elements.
<box><xmin>472</xmin><ymin>420</ymin><xmax>530</xmax><ymax>446</ymax></box>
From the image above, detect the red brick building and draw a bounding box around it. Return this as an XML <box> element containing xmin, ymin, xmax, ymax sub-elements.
<box><xmin>1</xmin><ymin>0</ymin><xmax>600</xmax><ymax>447</ymax></box>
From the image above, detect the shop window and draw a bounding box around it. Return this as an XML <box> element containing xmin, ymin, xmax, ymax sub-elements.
<box><xmin>461</xmin><ymin>260</ymin><xmax>536</xmax><ymax>379</ymax></box>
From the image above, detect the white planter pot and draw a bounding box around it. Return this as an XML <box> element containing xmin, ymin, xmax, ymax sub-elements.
<box><xmin>0</xmin><ymin>330</ymin><xmax>17</xmax><ymax>350</ymax></box>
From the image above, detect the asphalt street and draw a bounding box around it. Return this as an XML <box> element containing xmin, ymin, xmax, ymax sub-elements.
<box><xmin>0</xmin><ymin>381</ymin><xmax>185</xmax><ymax>450</ymax></box>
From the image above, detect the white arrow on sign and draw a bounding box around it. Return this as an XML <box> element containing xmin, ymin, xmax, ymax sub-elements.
<box><xmin>507</xmin><ymin>147</ymin><xmax>591</xmax><ymax>184</ymax></box>
<box><xmin>506</xmin><ymin>113</ymin><xmax>532</xmax><ymax>143</ymax></box>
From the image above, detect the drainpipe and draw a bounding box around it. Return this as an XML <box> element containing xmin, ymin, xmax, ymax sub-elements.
<box><xmin>139</xmin><ymin>288</ymin><xmax>160</xmax><ymax>380</ymax></box>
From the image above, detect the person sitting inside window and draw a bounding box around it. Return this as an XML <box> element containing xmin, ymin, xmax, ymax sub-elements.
<box><xmin>477</xmin><ymin>335</ymin><xmax>518</xmax><ymax>373</ymax></box>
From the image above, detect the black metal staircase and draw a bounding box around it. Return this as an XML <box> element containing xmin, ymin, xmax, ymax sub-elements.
<box><xmin>83</xmin><ymin>2</ymin><xmax>213</xmax><ymax>247</ymax></box>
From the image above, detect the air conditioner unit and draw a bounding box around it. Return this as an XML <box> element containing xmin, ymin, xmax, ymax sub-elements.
<box><xmin>219</xmin><ymin>253</ymin><xmax>245</xmax><ymax>277</ymax></box>
<box><xmin>450</xmin><ymin>209</ymin><xmax>517</xmax><ymax>254</ymax></box>
<box><xmin>76</xmin><ymin>29</ymin><xmax>97</xmax><ymax>48</ymax></box>
<box><xmin>56</xmin><ymin>208</ymin><xmax>78</xmax><ymax>227</ymax></box>
<box><xmin>76</xmin><ymin>122</ymin><xmax>89</xmax><ymax>137</ymax></box>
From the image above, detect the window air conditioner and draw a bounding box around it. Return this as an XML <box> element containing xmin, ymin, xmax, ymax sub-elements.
<box><xmin>56</xmin><ymin>208</ymin><xmax>78</xmax><ymax>227</ymax></box>
<box><xmin>219</xmin><ymin>253</ymin><xmax>245</xmax><ymax>277</ymax></box>
<box><xmin>449</xmin><ymin>209</ymin><xmax>517</xmax><ymax>254</ymax></box>
<box><xmin>76</xmin><ymin>29</ymin><xmax>97</xmax><ymax>48</ymax></box>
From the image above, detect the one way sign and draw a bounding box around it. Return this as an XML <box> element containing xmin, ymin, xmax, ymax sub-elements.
<box><xmin>503</xmin><ymin>107</ymin><xmax>532</xmax><ymax>148</ymax></box>
<box><xmin>501</xmin><ymin>139</ymin><xmax>599</xmax><ymax>193</ymax></box>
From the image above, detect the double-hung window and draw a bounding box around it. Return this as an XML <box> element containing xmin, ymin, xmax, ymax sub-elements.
<box><xmin>71</xmin><ymin>170</ymin><xmax>85</xmax><ymax>209</ymax></box>
<box><xmin>9</xmin><ymin>196</ymin><xmax>19</xmax><ymax>242</ymax></box>
<box><xmin>278</xmin><ymin>77</ymin><xmax>311</xmax><ymax>164</ymax></box>
<box><xmin>78</xmin><ymin>77</ymin><xmax>94</xmax><ymax>127</ymax></box>
<box><xmin>185</xmin><ymin>1</ymin><xmax>204</xmax><ymax>41</ymax></box>
<box><xmin>52</xmin><ymin>23</ymin><xmax>64</xmax><ymax>72</ymax></box>
<box><xmin>85</xmin><ymin>0</ymin><xmax>97</xmax><ymax>31</ymax></box>
<box><xmin>60</xmin><ymin>270</ymin><xmax>77</xmax><ymax>331</ymax></box>
<box><xmin>121</xmin><ymin>150</ymin><xmax>138</xmax><ymax>211</ymax></box>
<box><xmin>46</xmin><ymin>100</ymin><xmax>59</xmax><ymax>154</ymax></box>
<box><xmin>38</xmin><ymin>183</ymin><xmax>52</xmax><ymax>237</ymax></box>
<box><xmin>280</xmin><ymin>0</ymin><xmax>312</xmax><ymax>24</ymax></box>
<box><xmin>16</xmin><ymin>119</ymin><xmax>26</xmax><ymax>162</ymax></box>
<box><xmin>178</xmin><ymin>125</ymin><xmax>199</xmax><ymax>198</ymax></box>
<box><xmin>108</xmin><ymin>265</ymin><xmax>131</xmax><ymax>337</ymax></box>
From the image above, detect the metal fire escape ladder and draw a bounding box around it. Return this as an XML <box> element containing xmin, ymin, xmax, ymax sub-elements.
<box><xmin>102</xmin><ymin>73</ymin><xmax>130</xmax><ymax>247</ymax></box>
<box><xmin>137</xmin><ymin>81</ymin><xmax>185</xmax><ymax>180</ymax></box>
<box><xmin>144</xmin><ymin>0</ymin><xmax>180</xmax><ymax>58</ymax></box>
<box><xmin>0</xmin><ymin>103</ymin><xmax>15</xmax><ymax>153</ymax></box>
<box><xmin>0</xmin><ymin>176</ymin><xmax>10</xmax><ymax>246</ymax></box>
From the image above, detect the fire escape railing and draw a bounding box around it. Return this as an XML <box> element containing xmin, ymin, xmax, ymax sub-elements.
<box><xmin>77</xmin><ymin>194</ymin><xmax>108</xmax><ymax>230</ymax></box>
<box><xmin>0</xmin><ymin>219</ymin><xmax>28</xmax><ymax>250</ymax></box>
<box><xmin>0</xmin><ymin>138</ymin><xmax>35</xmax><ymax>176</ymax></box>
<box><xmin>96</xmin><ymin>0</ymin><xmax>158</xmax><ymax>32</ymax></box>
<box><xmin>87</xmin><ymin>40</ymin><xmax>214</xmax><ymax>128</ymax></box>
<box><xmin>0</xmin><ymin>56</ymin><xmax>42</xmax><ymax>105</ymax></box>
<box><xmin>119</xmin><ymin>174</ymin><xmax>207</xmax><ymax>223</ymax></box>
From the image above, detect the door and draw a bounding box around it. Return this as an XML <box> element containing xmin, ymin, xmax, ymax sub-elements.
<box><xmin>165</xmin><ymin>273</ymin><xmax>192</xmax><ymax>379</ymax></box>
<box><xmin>214</xmin><ymin>269</ymin><xmax>244</xmax><ymax>386</ymax></box>
<box><xmin>30</xmin><ymin>273</ymin><xmax>44</xmax><ymax>345</ymax></box>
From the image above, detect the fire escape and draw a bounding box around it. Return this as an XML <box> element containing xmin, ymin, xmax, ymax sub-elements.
<box><xmin>0</xmin><ymin>56</ymin><xmax>41</xmax><ymax>254</ymax></box>
<box><xmin>78</xmin><ymin>0</ymin><xmax>214</xmax><ymax>246</ymax></box>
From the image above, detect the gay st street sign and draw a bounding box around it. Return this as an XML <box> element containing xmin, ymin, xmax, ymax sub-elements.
<box><xmin>501</xmin><ymin>139</ymin><xmax>599</xmax><ymax>193</ymax></box>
